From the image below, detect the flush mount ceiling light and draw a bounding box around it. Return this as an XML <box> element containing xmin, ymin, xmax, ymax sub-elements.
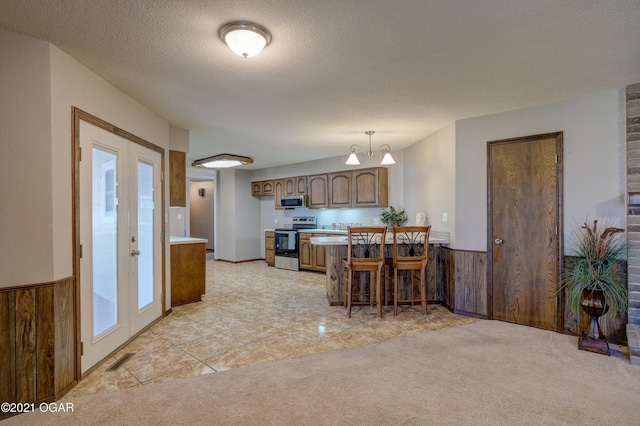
<box><xmin>218</xmin><ymin>21</ymin><xmax>272</xmax><ymax>58</ymax></box>
<box><xmin>192</xmin><ymin>153</ymin><xmax>254</xmax><ymax>169</ymax></box>
<box><xmin>346</xmin><ymin>131</ymin><xmax>395</xmax><ymax>166</ymax></box>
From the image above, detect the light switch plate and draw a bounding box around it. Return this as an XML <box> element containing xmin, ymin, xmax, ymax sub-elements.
<box><xmin>442</xmin><ymin>212</ymin><xmax>448</xmax><ymax>223</ymax></box>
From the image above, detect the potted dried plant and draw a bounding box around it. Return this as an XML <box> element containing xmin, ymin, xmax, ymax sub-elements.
<box><xmin>379</xmin><ymin>206</ymin><xmax>407</xmax><ymax>228</ymax></box>
<box><xmin>561</xmin><ymin>219</ymin><xmax>627</xmax><ymax>355</ymax></box>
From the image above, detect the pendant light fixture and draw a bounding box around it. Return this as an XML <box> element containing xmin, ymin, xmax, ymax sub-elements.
<box><xmin>346</xmin><ymin>131</ymin><xmax>395</xmax><ymax>166</ymax></box>
<box><xmin>218</xmin><ymin>21</ymin><xmax>272</xmax><ymax>58</ymax></box>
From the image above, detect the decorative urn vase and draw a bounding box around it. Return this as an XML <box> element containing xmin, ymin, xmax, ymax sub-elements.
<box><xmin>578</xmin><ymin>289</ymin><xmax>610</xmax><ymax>355</ymax></box>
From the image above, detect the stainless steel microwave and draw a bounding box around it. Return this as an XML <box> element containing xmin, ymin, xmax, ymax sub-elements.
<box><xmin>280</xmin><ymin>195</ymin><xmax>308</xmax><ymax>208</ymax></box>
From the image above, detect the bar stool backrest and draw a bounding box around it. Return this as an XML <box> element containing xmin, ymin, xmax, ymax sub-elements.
<box><xmin>347</xmin><ymin>227</ymin><xmax>387</xmax><ymax>264</ymax></box>
<box><xmin>392</xmin><ymin>226</ymin><xmax>431</xmax><ymax>263</ymax></box>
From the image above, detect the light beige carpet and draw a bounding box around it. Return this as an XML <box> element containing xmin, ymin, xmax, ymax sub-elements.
<box><xmin>6</xmin><ymin>320</ymin><xmax>640</xmax><ymax>425</ymax></box>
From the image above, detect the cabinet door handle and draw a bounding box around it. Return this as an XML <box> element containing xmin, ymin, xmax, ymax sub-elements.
<box><xmin>131</xmin><ymin>250</ymin><xmax>141</xmax><ymax>256</ymax></box>
<box><xmin>494</xmin><ymin>238</ymin><xmax>503</xmax><ymax>245</ymax></box>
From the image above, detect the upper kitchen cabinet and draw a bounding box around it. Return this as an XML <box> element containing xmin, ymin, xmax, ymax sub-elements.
<box><xmin>328</xmin><ymin>171</ymin><xmax>352</xmax><ymax>208</ymax></box>
<box><xmin>170</xmin><ymin>150</ymin><xmax>186</xmax><ymax>206</ymax></box>
<box><xmin>251</xmin><ymin>167</ymin><xmax>388</xmax><ymax>209</ymax></box>
<box><xmin>352</xmin><ymin>167</ymin><xmax>388</xmax><ymax>207</ymax></box>
<box><xmin>284</xmin><ymin>176</ymin><xmax>307</xmax><ymax>196</ymax></box>
<box><xmin>251</xmin><ymin>180</ymin><xmax>274</xmax><ymax>196</ymax></box>
<box><xmin>308</xmin><ymin>174</ymin><xmax>329</xmax><ymax>208</ymax></box>
<box><xmin>296</xmin><ymin>176</ymin><xmax>308</xmax><ymax>195</ymax></box>
<box><xmin>274</xmin><ymin>179</ymin><xmax>284</xmax><ymax>209</ymax></box>
<box><xmin>327</xmin><ymin>168</ymin><xmax>388</xmax><ymax>208</ymax></box>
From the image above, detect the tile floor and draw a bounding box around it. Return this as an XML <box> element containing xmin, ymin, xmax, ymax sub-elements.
<box><xmin>66</xmin><ymin>260</ymin><xmax>478</xmax><ymax>397</ymax></box>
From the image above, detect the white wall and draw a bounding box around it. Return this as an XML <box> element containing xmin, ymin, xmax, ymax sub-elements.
<box><xmin>0</xmin><ymin>28</ymin><xmax>172</xmax><ymax>292</ymax></box>
<box><xmin>0</xmin><ymin>30</ymin><xmax>53</xmax><ymax>287</ymax></box>
<box><xmin>454</xmin><ymin>89</ymin><xmax>626</xmax><ymax>253</ymax></box>
<box><xmin>49</xmin><ymin>44</ymin><xmax>171</xmax><ymax>283</ymax></box>
<box><xmin>216</xmin><ymin>170</ymin><xmax>236</xmax><ymax>261</ymax></box>
<box><xmin>216</xmin><ymin>169</ymin><xmax>262</xmax><ymax>261</ymax></box>
<box><xmin>234</xmin><ymin>169</ymin><xmax>262</xmax><ymax>260</ymax></box>
<box><xmin>402</xmin><ymin>123</ymin><xmax>456</xmax><ymax>241</ymax></box>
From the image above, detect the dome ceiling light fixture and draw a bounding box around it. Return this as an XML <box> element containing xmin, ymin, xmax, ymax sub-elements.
<box><xmin>218</xmin><ymin>21</ymin><xmax>272</xmax><ymax>58</ymax></box>
<box><xmin>192</xmin><ymin>153</ymin><xmax>254</xmax><ymax>169</ymax></box>
<box><xmin>346</xmin><ymin>131</ymin><xmax>395</xmax><ymax>166</ymax></box>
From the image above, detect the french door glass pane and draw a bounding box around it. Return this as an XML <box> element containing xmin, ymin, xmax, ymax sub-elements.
<box><xmin>92</xmin><ymin>148</ymin><xmax>118</xmax><ymax>337</ymax></box>
<box><xmin>137</xmin><ymin>161</ymin><xmax>154</xmax><ymax>310</ymax></box>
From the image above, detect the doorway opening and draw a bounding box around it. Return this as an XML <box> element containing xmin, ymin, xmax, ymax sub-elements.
<box><xmin>189</xmin><ymin>180</ymin><xmax>215</xmax><ymax>253</ymax></box>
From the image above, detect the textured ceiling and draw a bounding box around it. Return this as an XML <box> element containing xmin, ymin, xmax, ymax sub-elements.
<box><xmin>1</xmin><ymin>0</ymin><xmax>639</xmax><ymax>169</ymax></box>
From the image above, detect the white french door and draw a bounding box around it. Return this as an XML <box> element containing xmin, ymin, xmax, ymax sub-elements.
<box><xmin>79</xmin><ymin>121</ymin><xmax>162</xmax><ymax>373</ymax></box>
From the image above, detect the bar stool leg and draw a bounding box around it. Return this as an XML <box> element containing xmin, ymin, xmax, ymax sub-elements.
<box><xmin>421</xmin><ymin>267</ymin><xmax>428</xmax><ymax>315</ymax></box>
<box><xmin>393</xmin><ymin>267</ymin><xmax>399</xmax><ymax>316</ymax></box>
<box><xmin>369</xmin><ymin>272</ymin><xmax>374</xmax><ymax>309</ymax></box>
<box><xmin>347</xmin><ymin>269</ymin><xmax>353</xmax><ymax>318</ymax></box>
<box><xmin>376</xmin><ymin>266</ymin><xmax>382</xmax><ymax>318</ymax></box>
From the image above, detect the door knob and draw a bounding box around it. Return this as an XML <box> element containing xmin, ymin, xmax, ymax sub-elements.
<box><xmin>131</xmin><ymin>249</ymin><xmax>141</xmax><ymax>256</ymax></box>
<box><xmin>494</xmin><ymin>238</ymin><xmax>503</xmax><ymax>245</ymax></box>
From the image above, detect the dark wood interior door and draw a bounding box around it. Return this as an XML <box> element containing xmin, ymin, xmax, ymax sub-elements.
<box><xmin>488</xmin><ymin>132</ymin><xmax>562</xmax><ymax>331</ymax></box>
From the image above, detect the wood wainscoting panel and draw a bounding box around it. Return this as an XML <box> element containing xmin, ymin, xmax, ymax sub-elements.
<box><xmin>0</xmin><ymin>292</ymin><xmax>16</xmax><ymax>403</ymax></box>
<box><xmin>440</xmin><ymin>247</ymin><xmax>454</xmax><ymax>310</ymax></box>
<box><xmin>454</xmin><ymin>250</ymin><xmax>488</xmax><ymax>318</ymax></box>
<box><xmin>36</xmin><ymin>286</ymin><xmax>56</xmax><ymax>402</ymax></box>
<box><xmin>0</xmin><ymin>277</ymin><xmax>77</xmax><ymax>407</ymax></box>
<box><xmin>426</xmin><ymin>245</ymin><xmax>438</xmax><ymax>302</ymax></box>
<box><xmin>439</xmin><ymin>247</ymin><xmax>488</xmax><ymax>318</ymax></box>
<box><xmin>15</xmin><ymin>288</ymin><xmax>37</xmax><ymax>402</ymax></box>
<box><xmin>54</xmin><ymin>277</ymin><xmax>77</xmax><ymax>395</ymax></box>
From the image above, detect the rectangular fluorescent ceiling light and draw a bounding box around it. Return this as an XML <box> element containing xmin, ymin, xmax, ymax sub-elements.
<box><xmin>191</xmin><ymin>153</ymin><xmax>254</xmax><ymax>169</ymax></box>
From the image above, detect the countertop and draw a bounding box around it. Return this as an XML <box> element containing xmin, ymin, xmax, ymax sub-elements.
<box><xmin>170</xmin><ymin>236</ymin><xmax>208</xmax><ymax>245</ymax></box>
<box><xmin>310</xmin><ymin>233</ymin><xmax>450</xmax><ymax>245</ymax></box>
<box><xmin>264</xmin><ymin>228</ymin><xmax>348</xmax><ymax>234</ymax></box>
<box><xmin>265</xmin><ymin>228</ymin><xmax>450</xmax><ymax>244</ymax></box>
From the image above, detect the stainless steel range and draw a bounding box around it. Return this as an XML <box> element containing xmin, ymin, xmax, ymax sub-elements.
<box><xmin>274</xmin><ymin>216</ymin><xmax>316</xmax><ymax>271</ymax></box>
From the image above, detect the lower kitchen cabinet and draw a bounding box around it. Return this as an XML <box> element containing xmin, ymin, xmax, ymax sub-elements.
<box><xmin>313</xmin><ymin>241</ymin><xmax>327</xmax><ymax>270</ymax></box>
<box><xmin>299</xmin><ymin>232</ymin><xmax>329</xmax><ymax>272</ymax></box>
<box><xmin>170</xmin><ymin>238</ymin><xmax>206</xmax><ymax>306</ymax></box>
<box><xmin>299</xmin><ymin>233</ymin><xmax>312</xmax><ymax>269</ymax></box>
<box><xmin>265</xmin><ymin>231</ymin><xmax>275</xmax><ymax>266</ymax></box>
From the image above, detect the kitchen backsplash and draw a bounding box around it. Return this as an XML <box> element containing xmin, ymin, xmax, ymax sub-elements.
<box><xmin>169</xmin><ymin>206</ymin><xmax>187</xmax><ymax>237</ymax></box>
<box><xmin>314</xmin><ymin>208</ymin><xmax>384</xmax><ymax>229</ymax></box>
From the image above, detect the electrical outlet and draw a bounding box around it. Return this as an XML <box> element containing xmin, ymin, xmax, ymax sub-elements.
<box><xmin>274</xmin><ymin>218</ymin><xmax>278</xmax><ymax>224</ymax></box>
<box><xmin>373</xmin><ymin>218</ymin><xmax>380</xmax><ymax>225</ymax></box>
<box><xmin>442</xmin><ymin>212</ymin><xmax>448</xmax><ymax>223</ymax></box>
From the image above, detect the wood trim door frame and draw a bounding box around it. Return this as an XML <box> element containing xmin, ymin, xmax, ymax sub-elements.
<box><xmin>486</xmin><ymin>132</ymin><xmax>564</xmax><ymax>331</ymax></box>
<box><xmin>71</xmin><ymin>107</ymin><xmax>166</xmax><ymax>378</ymax></box>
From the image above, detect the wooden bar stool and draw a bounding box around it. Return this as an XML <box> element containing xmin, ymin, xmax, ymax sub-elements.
<box><xmin>343</xmin><ymin>226</ymin><xmax>387</xmax><ymax>318</ymax></box>
<box><xmin>387</xmin><ymin>226</ymin><xmax>430</xmax><ymax>316</ymax></box>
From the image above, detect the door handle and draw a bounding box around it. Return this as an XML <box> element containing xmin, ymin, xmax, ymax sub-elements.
<box><xmin>131</xmin><ymin>249</ymin><xmax>141</xmax><ymax>256</ymax></box>
<box><xmin>494</xmin><ymin>238</ymin><xmax>503</xmax><ymax>245</ymax></box>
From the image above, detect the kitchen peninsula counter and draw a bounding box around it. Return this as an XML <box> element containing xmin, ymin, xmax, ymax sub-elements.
<box><xmin>310</xmin><ymin>233</ymin><xmax>450</xmax><ymax>246</ymax></box>
<box><xmin>264</xmin><ymin>228</ymin><xmax>349</xmax><ymax>234</ymax></box>
<box><xmin>311</xmin><ymin>232</ymin><xmax>448</xmax><ymax>306</ymax></box>
<box><xmin>170</xmin><ymin>236</ymin><xmax>207</xmax><ymax>306</ymax></box>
